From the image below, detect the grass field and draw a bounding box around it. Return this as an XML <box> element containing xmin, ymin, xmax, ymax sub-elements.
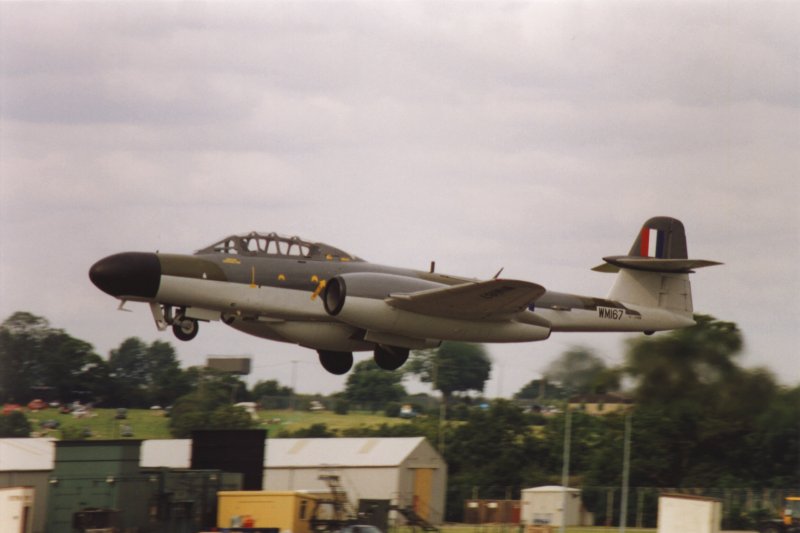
<box><xmin>25</xmin><ymin>406</ymin><xmax>412</xmax><ymax>440</ymax></box>
<box><xmin>396</xmin><ymin>526</ymin><xmax>654</xmax><ymax>533</ymax></box>
<box><xmin>27</xmin><ymin>407</ymin><xmax>173</xmax><ymax>439</ymax></box>
<box><xmin>257</xmin><ymin>408</ymin><xmax>412</xmax><ymax>435</ymax></box>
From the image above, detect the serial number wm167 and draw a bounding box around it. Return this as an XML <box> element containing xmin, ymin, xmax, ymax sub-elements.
<box><xmin>598</xmin><ymin>307</ymin><xmax>624</xmax><ymax>320</ymax></box>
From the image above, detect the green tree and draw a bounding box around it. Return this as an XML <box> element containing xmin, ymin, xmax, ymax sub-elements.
<box><xmin>169</xmin><ymin>368</ymin><xmax>255</xmax><ymax>438</ymax></box>
<box><xmin>748</xmin><ymin>384</ymin><xmax>800</xmax><ymax>486</ymax></box>
<box><xmin>621</xmin><ymin>316</ymin><xmax>792</xmax><ymax>488</ymax></box>
<box><xmin>407</xmin><ymin>342</ymin><xmax>492</xmax><ymax>402</ymax></box>
<box><xmin>344</xmin><ymin>360</ymin><xmax>406</xmax><ymax>410</ymax></box>
<box><xmin>108</xmin><ymin>338</ymin><xmax>189</xmax><ymax>407</ymax></box>
<box><xmin>514</xmin><ymin>378</ymin><xmax>566</xmax><ymax>401</ymax></box>
<box><xmin>626</xmin><ymin>315</ymin><xmax>742</xmax><ymax>404</ymax></box>
<box><xmin>279</xmin><ymin>423</ymin><xmax>337</xmax><ymax>438</ymax></box>
<box><xmin>251</xmin><ymin>379</ymin><xmax>293</xmax><ymax>409</ymax></box>
<box><xmin>0</xmin><ymin>312</ymin><xmax>104</xmax><ymax>403</ymax></box>
<box><xmin>0</xmin><ymin>411</ymin><xmax>32</xmax><ymax>437</ymax></box>
<box><xmin>252</xmin><ymin>379</ymin><xmax>292</xmax><ymax>398</ymax></box>
<box><xmin>445</xmin><ymin>400</ymin><xmax>544</xmax><ymax>520</ymax></box>
<box><xmin>543</xmin><ymin>347</ymin><xmax>620</xmax><ymax>395</ymax></box>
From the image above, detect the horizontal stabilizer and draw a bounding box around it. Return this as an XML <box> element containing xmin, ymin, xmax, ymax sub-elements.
<box><xmin>593</xmin><ymin>256</ymin><xmax>723</xmax><ymax>274</ymax></box>
<box><xmin>387</xmin><ymin>278</ymin><xmax>545</xmax><ymax>320</ymax></box>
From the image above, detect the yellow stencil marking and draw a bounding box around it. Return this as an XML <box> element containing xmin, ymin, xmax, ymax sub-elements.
<box><xmin>311</xmin><ymin>275</ymin><xmax>319</xmax><ymax>283</ymax></box>
<box><xmin>278</xmin><ymin>274</ymin><xmax>287</xmax><ymax>281</ymax></box>
<box><xmin>311</xmin><ymin>279</ymin><xmax>326</xmax><ymax>300</ymax></box>
<box><xmin>223</xmin><ymin>258</ymin><xmax>241</xmax><ymax>265</ymax></box>
<box><xmin>250</xmin><ymin>266</ymin><xmax>257</xmax><ymax>288</ymax></box>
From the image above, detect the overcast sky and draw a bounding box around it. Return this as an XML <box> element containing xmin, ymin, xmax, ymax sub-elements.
<box><xmin>1</xmin><ymin>1</ymin><xmax>798</xmax><ymax>397</ymax></box>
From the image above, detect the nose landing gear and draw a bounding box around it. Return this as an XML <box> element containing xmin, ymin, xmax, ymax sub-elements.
<box><xmin>172</xmin><ymin>316</ymin><xmax>199</xmax><ymax>341</ymax></box>
<box><xmin>152</xmin><ymin>304</ymin><xmax>200</xmax><ymax>341</ymax></box>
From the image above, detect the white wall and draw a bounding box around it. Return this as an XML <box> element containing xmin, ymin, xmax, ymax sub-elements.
<box><xmin>521</xmin><ymin>488</ymin><xmax>583</xmax><ymax>527</ymax></box>
<box><xmin>0</xmin><ymin>487</ymin><xmax>35</xmax><ymax>533</ymax></box>
<box><xmin>264</xmin><ymin>465</ymin><xmax>399</xmax><ymax>503</ymax></box>
<box><xmin>658</xmin><ymin>494</ymin><xmax>721</xmax><ymax>533</ymax></box>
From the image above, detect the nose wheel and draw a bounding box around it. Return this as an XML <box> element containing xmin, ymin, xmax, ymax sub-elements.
<box><xmin>172</xmin><ymin>317</ymin><xmax>199</xmax><ymax>341</ymax></box>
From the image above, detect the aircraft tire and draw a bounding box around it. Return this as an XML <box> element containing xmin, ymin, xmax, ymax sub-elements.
<box><xmin>374</xmin><ymin>345</ymin><xmax>410</xmax><ymax>370</ymax></box>
<box><xmin>173</xmin><ymin>318</ymin><xmax>199</xmax><ymax>341</ymax></box>
<box><xmin>317</xmin><ymin>350</ymin><xmax>353</xmax><ymax>375</ymax></box>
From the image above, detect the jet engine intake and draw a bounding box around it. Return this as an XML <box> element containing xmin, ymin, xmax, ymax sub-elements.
<box><xmin>323</xmin><ymin>273</ymin><xmax>444</xmax><ymax>317</ymax></box>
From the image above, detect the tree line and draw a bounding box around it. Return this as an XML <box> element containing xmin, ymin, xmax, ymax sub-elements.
<box><xmin>1</xmin><ymin>311</ymin><xmax>798</xmax><ymax>527</ymax></box>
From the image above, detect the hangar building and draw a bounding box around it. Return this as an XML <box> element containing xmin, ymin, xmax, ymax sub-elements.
<box><xmin>0</xmin><ymin>438</ymin><xmax>54</xmax><ymax>533</ymax></box>
<box><xmin>142</xmin><ymin>436</ymin><xmax>447</xmax><ymax>524</ymax></box>
<box><xmin>264</xmin><ymin>437</ymin><xmax>446</xmax><ymax>523</ymax></box>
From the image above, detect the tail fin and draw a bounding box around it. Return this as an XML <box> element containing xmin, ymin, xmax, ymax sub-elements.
<box><xmin>593</xmin><ymin>217</ymin><xmax>721</xmax><ymax>314</ymax></box>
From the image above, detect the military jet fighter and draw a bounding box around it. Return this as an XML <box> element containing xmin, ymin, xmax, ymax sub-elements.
<box><xmin>89</xmin><ymin>216</ymin><xmax>720</xmax><ymax>375</ymax></box>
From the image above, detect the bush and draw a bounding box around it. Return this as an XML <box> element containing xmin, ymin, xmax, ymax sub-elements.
<box><xmin>277</xmin><ymin>423</ymin><xmax>336</xmax><ymax>438</ymax></box>
<box><xmin>0</xmin><ymin>411</ymin><xmax>31</xmax><ymax>437</ymax></box>
<box><xmin>333</xmin><ymin>399</ymin><xmax>349</xmax><ymax>415</ymax></box>
<box><xmin>384</xmin><ymin>402</ymin><xmax>401</xmax><ymax>418</ymax></box>
<box><xmin>61</xmin><ymin>426</ymin><xmax>90</xmax><ymax>440</ymax></box>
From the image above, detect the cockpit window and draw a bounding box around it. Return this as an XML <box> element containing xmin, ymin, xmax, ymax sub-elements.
<box><xmin>196</xmin><ymin>232</ymin><xmax>360</xmax><ymax>262</ymax></box>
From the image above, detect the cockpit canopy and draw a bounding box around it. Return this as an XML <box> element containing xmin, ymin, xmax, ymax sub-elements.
<box><xmin>196</xmin><ymin>232</ymin><xmax>362</xmax><ymax>262</ymax></box>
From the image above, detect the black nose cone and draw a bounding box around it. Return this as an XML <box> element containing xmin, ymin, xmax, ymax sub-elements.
<box><xmin>89</xmin><ymin>252</ymin><xmax>161</xmax><ymax>299</ymax></box>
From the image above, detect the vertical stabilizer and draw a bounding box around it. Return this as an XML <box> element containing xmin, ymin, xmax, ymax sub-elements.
<box><xmin>593</xmin><ymin>217</ymin><xmax>721</xmax><ymax>314</ymax></box>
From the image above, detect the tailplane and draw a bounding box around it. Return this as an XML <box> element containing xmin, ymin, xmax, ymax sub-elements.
<box><xmin>593</xmin><ymin>217</ymin><xmax>721</xmax><ymax>314</ymax></box>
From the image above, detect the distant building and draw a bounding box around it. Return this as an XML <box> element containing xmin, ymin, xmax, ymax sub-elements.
<box><xmin>0</xmin><ymin>438</ymin><xmax>54</xmax><ymax>533</ymax></box>
<box><xmin>568</xmin><ymin>392</ymin><xmax>633</xmax><ymax>415</ymax></box>
<box><xmin>265</xmin><ymin>437</ymin><xmax>446</xmax><ymax>524</ymax></box>
<box><xmin>142</xmin><ymin>436</ymin><xmax>448</xmax><ymax>524</ymax></box>
<box><xmin>521</xmin><ymin>485</ymin><xmax>594</xmax><ymax>527</ymax></box>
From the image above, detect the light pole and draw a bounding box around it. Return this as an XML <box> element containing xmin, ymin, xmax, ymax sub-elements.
<box><xmin>619</xmin><ymin>410</ymin><xmax>632</xmax><ymax>532</ymax></box>
<box><xmin>290</xmin><ymin>360</ymin><xmax>298</xmax><ymax>410</ymax></box>
<box><xmin>560</xmin><ymin>405</ymin><xmax>572</xmax><ymax>533</ymax></box>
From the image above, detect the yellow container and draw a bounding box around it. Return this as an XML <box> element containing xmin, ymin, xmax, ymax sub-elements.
<box><xmin>217</xmin><ymin>491</ymin><xmax>320</xmax><ymax>533</ymax></box>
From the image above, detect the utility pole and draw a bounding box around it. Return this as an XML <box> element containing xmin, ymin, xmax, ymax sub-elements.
<box><xmin>619</xmin><ymin>410</ymin><xmax>632</xmax><ymax>532</ymax></box>
<box><xmin>560</xmin><ymin>405</ymin><xmax>572</xmax><ymax>533</ymax></box>
<box><xmin>290</xmin><ymin>360</ymin><xmax>298</xmax><ymax>410</ymax></box>
<box><xmin>434</xmin><ymin>359</ymin><xmax>446</xmax><ymax>454</ymax></box>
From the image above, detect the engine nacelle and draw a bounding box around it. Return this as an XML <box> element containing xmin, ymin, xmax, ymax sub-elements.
<box><xmin>323</xmin><ymin>273</ymin><xmax>444</xmax><ymax>316</ymax></box>
<box><xmin>322</xmin><ymin>273</ymin><xmax>551</xmax><ymax>343</ymax></box>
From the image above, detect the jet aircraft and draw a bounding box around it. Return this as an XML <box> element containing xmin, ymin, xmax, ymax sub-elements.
<box><xmin>89</xmin><ymin>217</ymin><xmax>720</xmax><ymax>374</ymax></box>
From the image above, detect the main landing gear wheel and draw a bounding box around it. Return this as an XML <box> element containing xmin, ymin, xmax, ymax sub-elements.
<box><xmin>172</xmin><ymin>318</ymin><xmax>199</xmax><ymax>341</ymax></box>
<box><xmin>374</xmin><ymin>345</ymin><xmax>410</xmax><ymax>371</ymax></box>
<box><xmin>317</xmin><ymin>350</ymin><xmax>354</xmax><ymax>375</ymax></box>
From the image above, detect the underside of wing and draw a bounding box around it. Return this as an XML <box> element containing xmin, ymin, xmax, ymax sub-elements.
<box><xmin>386</xmin><ymin>278</ymin><xmax>546</xmax><ymax>320</ymax></box>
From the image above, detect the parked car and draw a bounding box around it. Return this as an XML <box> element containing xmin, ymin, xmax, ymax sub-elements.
<box><xmin>2</xmin><ymin>404</ymin><xmax>23</xmax><ymax>415</ymax></box>
<box><xmin>27</xmin><ymin>399</ymin><xmax>47</xmax><ymax>411</ymax></box>
<box><xmin>399</xmin><ymin>404</ymin><xmax>416</xmax><ymax>419</ymax></box>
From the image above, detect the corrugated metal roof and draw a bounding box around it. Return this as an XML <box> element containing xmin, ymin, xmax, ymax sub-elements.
<box><xmin>2</xmin><ymin>436</ymin><xmax>431</xmax><ymax>471</ymax></box>
<box><xmin>266</xmin><ymin>437</ymin><xmax>426</xmax><ymax>468</ymax></box>
<box><xmin>0</xmin><ymin>438</ymin><xmax>55</xmax><ymax>471</ymax></box>
<box><xmin>522</xmin><ymin>485</ymin><xmax>580</xmax><ymax>493</ymax></box>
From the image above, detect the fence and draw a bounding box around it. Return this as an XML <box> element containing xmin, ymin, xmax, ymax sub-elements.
<box><xmin>450</xmin><ymin>486</ymin><xmax>796</xmax><ymax>529</ymax></box>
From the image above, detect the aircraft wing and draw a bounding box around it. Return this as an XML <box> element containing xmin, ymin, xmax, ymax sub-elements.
<box><xmin>386</xmin><ymin>278</ymin><xmax>545</xmax><ymax>320</ymax></box>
